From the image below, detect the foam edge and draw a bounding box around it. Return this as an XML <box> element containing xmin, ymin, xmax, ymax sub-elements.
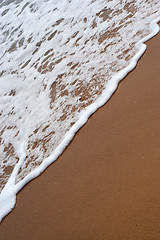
<box><xmin>0</xmin><ymin>14</ymin><xmax>159</xmax><ymax>223</ymax></box>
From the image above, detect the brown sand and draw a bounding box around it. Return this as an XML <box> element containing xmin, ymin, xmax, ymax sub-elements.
<box><xmin>0</xmin><ymin>33</ymin><xmax>160</xmax><ymax>239</ymax></box>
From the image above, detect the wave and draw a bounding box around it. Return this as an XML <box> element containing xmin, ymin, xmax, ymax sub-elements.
<box><xmin>0</xmin><ymin>0</ymin><xmax>159</xmax><ymax>222</ymax></box>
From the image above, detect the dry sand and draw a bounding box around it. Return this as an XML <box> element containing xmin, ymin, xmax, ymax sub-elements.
<box><xmin>0</xmin><ymin>32</ymin><xmax>160</xmax><ymax>239</ymax></box>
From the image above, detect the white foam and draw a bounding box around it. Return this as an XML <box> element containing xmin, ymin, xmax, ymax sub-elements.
<box><xmin>0</xmin><ymin>0</ymin><xmax>159</xmax><ymax>222</ymax></box>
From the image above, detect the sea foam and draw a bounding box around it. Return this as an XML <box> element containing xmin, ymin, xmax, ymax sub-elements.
<box><xmin>0</xmin><ymin>0</ymin><xmax>159</xmax><ymax>222</ymax></box>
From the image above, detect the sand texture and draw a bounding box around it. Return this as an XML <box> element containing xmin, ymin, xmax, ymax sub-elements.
<box><xmin>0</xmin><ymin>33</ymin><xmax>160</xmax><ymax>239</ymax></box>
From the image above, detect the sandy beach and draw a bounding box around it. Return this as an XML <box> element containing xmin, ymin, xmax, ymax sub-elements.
<box><xmin>0</xmin><ymin>30</ymin><xmax>160</xmax><ymax>239</ymax></box>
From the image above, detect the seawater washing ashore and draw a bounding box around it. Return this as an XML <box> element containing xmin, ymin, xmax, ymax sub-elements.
<box><xmin>0</xmin><ymin>0</ymin><xmax>159</xmax><ymax>222</ymax></box>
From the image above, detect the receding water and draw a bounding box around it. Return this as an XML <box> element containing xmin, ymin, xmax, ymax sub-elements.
<box><xmin>0</xmin><ymin>0</ymin><xmax>159</xmax><ymax>222</ymax></box>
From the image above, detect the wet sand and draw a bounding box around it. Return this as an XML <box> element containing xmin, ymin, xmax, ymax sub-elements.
<box><xmin>0</xmin><ymin>32</ymin><xmax>160</xmax><ymax>239</ymax></box>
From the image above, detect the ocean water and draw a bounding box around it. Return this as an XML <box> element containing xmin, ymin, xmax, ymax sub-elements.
<box><xmin>0</xmin><ymin>0</ymin><xmax>159</xmax><ymax>221</ymax></box>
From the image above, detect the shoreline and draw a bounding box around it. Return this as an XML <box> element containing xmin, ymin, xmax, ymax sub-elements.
<box><xmin>0</xmin><ymin>32</ymin><xmax>160</xmax><ymax>239</ymax></box>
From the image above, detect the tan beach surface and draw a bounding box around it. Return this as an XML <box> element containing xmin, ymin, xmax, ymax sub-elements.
<box><xmin>0</xmin><ymin>32</ymin><xmax>160</xmax><ymax>239</ymax></box>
